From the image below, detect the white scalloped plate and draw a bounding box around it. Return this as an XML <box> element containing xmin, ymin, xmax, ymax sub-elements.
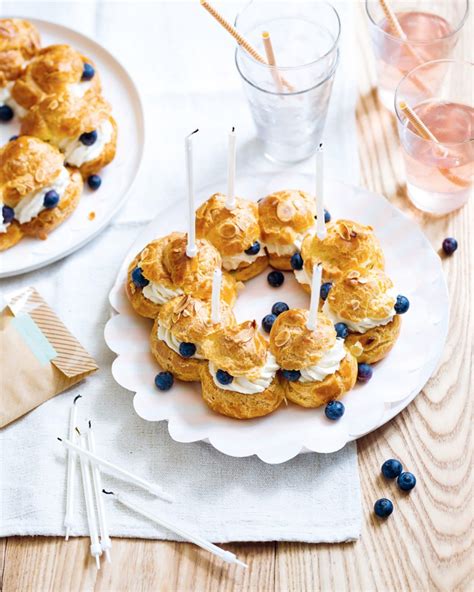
<box><xmin>0</xmin><ymin>18</ymin><xmax>144</xmax><ymax>278</ymax></box>
<box><xmin>105</xmin><ymin>174</ymin><xmax>449</xmax><ymax>464</ymax></box>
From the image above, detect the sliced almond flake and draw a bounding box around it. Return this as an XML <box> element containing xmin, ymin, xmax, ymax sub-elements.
<box><xmin>276</xmin><ymin>201</ymin><xmax>295</xmax><ymax>222</ymax></box>
<box><xmin>219</xmin><ymin>222</ymin><xmax>237</xmax><ymax>238</ymax></box>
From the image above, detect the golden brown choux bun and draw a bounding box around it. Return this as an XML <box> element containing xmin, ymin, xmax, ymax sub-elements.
<box><xmin>258</xmin><ymin>189</ymin><xmax>316</xmax><ymax>270</ymax></box>
<box><xmin>324</xmin><ymin>270</ymin><xmax>400</xmax><ymax>364</ymax></box>
<box><xmin>200</xmin><ymin>320</ymin><xmax>283</xmax><ymax>419</ymax></box>
<box><xmin>0</xmin><ymin>221</ymin><xmax>23</xmax><ymax>251</ymax></box>
<box><xmin>11</xmin><ymin>44</ymin><xmax>101</xmax><ymax>111</ymax></box>
<box><xmin>21</xmin><ymin>93</ymin><xmax>117</xmax><ymax>178</ymax></box>
<box><xmin>269</xmin><ymin>308</ymin><xmax>357</xmax><ymax>408</ymax></box>
<box><xmin>0</xmin><ymin>19</ymin><xmax>41</xmax><ymax>85</ymax></box>
<box><xmin>150</xmin><ymin>295</ymin><xmax>235</xmax><ymax>382</ymax></box>
<box><xmin>196</xmin><ymin>193</ymin><xmax>267</xmax><ymax>281</ymax></box>
<box><xmin>297</xmin><ymin>219</ymin><xmax>385</xmax><ymax>288</ymax></box>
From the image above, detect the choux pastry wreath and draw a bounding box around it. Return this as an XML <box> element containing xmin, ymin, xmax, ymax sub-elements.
<box><xmin>126</xmin><ymin>187</ymin><xmax>411</xmax><ymax>421</ymax></box>
<box><xmin>0</xmin><ymin>18</ymin><xmax>118</xmax><ymax>251</ymax></box>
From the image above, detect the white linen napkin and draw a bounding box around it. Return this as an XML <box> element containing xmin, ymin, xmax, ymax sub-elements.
<box><xmin>0</xmin><ymin>1</ymin><xmax>361</xmax><ymax>542</ymax></box>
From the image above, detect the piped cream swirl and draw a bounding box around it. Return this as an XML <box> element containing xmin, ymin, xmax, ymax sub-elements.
<box><xmin>299</xmin><ymin>338</ymin><xmax>347</xmax><ymax>383</ymax></box>
<box><xmin>209</xmin><ymin>352</ymin><xmax>279</xmax><ymax>394</ymax></box>
<box><xmin>157</xmin><ymin>322</ymin><xmax>205</xmax><ymax>359</ymax></box>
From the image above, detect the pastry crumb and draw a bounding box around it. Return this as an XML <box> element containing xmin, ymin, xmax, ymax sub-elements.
<box><xmin>88</xmin><ymin>211</ymin><xmax>96</xmax><ymax>221</ymax></box>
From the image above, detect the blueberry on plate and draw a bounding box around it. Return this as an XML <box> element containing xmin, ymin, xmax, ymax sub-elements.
<box><xmin>43</xmin><ymin>190</ymin><xmax>60</xmax><ymax>208</ymax></box>
<box><xmin>79</xmin><ymin>130</ymin><xmax>98</xmax><ymax>146</ymax></box>
<box><xmin>442</xmin><ymin>237</ymin><xmax>458</xmax><ymax>256</ymax></box>
<box><xmin>320</xmin><ymin>282</ymin><xmax>332</xmax><ymax>301</ymax></box>
<box><xmin>245</xmin><ymin>241</ymin><xmax>261</xmax><ymax>255</ymax></box>
<box><xmin>357</xmin><ymin>363</ymin><xmax>373</xmax><ymax>382</ymax></box>
<box><xmin>87</xmin><ymin>174</ymin><xmax>102</xmax><ymax>190</ymax></box>
<box><xmin>381</xmin><ymin>459</ymin><xmax>403</xmax><ymax>479</ymax></box>
<box><xmin>325</xmin><ymin>400</ymin><xmax>345</xmax><ymax>420</ymax></box>
<box><xmin>82</xmin><ymin>62</ymin><xmax>95</xmax><ymax>81</ymax></box>
<box><xmin>0</xmin><ymin>105</ymin><xmax>14</xmax><ymax>122</ymax></box>
<box><xmin>397</xmin><ymin>471</ymin><xmax>416</xmax><ymax>491</ymax></box>
<box><xmin>374</xmin><ymin>498</ymin><xmax>393</xmax><ymax>518</ymax></box>
<box><xmin>334</xmin><ymin>322</ymin><xmax>349</xmax><ymax>339</ymax></box>
<box><xmin>271</xmin><ymin>302</ymin><xmax>289</xmax><ymax>316</ymax></box>
<box><xmin>9</xmin><ymin>135</ymin><xmax>19</xmax><ymax>142</ymax></box>
<box><xmin>2</xmin><ymin>205</ymin><xmax>14</xmax><ymax>224</ymax></box>
<box><xmin>281</xmin><ymin>369</ymin><xmax>301</xmax><ymax>382</ymax></box>
<box><xmin>324</xmin><ymin>209</ymin><xmax>331</xmax><ymax>223</ymax></box>
<box><xmin>394</xmin><ymin>295</ymin><xmax>410</xmax><ymax>314</ymax></box>
<box><xmin>267</xmin><ymin>270</ymin><xmax>284</xmax><ymax>287</ymax></box>
<box><xmin>262</xmin><ymin>314</ymin><xmax>276</xmax><ymax>333</ymax></box>
<box><xmin>131</xmin><ymin>266</ymin><xmax>149</xmax><ymax>288</ymax></box>
<box><xmin>179</xmin><ymin>342</ymin><xmax>196</xmax><ymax>358</ymax></box>
<box><xmin>216</xmin><ymin>369</ymin><xmax>233</xmax><ymax>385</ymax></box>
<box><xmin>154</xmin><ymin>371</ymin><xmax>174</xmax><ymax>391</ymax></box>
<box><xmin>290</xmin><ymin>252</ymin><xmax>303</xmax><ymax>271</ymax></box>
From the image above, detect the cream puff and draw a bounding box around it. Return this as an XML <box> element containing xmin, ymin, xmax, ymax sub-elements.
<box><xmin>258</xmin><ymin>189</ymin><xmax>316</xmax><ymax>270</ymax></box>
<box><xmin>0</xmin><ymin>136</ymin><xmax>82</xmax><ymax>247</ymax></box>
<box><xmin>11</xmin><ymin>44</ymin><xmax>101</xmax><ymax>114</ymax></box>
<box><xmin>200</xmin><ymin>320</ymin><xmax>283</xmax><ymax>419</ymax></box>
<box><xmin>196</xmin><ymin>193</ymin><xmax>268</xmax><ymax>281</ymax></box>
<box><xmin>294</xmin><ymin>219</ymin><xmax>385</xmax><ymax>291</ymax></box>
<box><xmin>126</xmin><ymin>232</ymin><xmax>238</xmax><ymax>319</ymax></box>
<box><xmin>0</xmin><ymin>19</ymin><xmax>41</xmax><ymax>118</ymax></box>
<box><xmin>21</xmin><ymin>93</ymin><xmax>117</xmax><ymax>178</ymax></box>
<box><xmin>150</xmin><ymin>294</ymin><xmax>235</xmax><ymax>382</ymax></box>
<box><xmin>270</xmin><ymin>309</ymin><xmax>357</xmax><ymax>408</ymax></box>
<box><xmin>323</xmin><ymin>270</ymin><xmax>404</xmax><ymax>364</ymax></box>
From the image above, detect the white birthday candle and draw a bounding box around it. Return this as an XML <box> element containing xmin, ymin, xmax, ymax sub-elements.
<box><xmin>211</xmin><ymin>268</ymin><xmax>222</xmax><ymax>324</ymax></box>
<box><xmin>306</xmin><ymin>264</ymin><xmax>322</xmax><ymax>331</ymax></box>
<box><xmin>226</xmin><ymin>127</ymin><xmax>236</xmax><ymax>210</ymax></box>
<box><xmin>186</xmin><ymin>129</ymin><xmax>199</xmax><ymax>258</ymax></box>
<box><xmin>104</xmin><ymin>491</ymin><xmax>247</xmax><ymax>569</ymax></box>
<box><xmin>64</xmin><ymin>394</ymin><xmax>81</xmax><ymax>541</ymax></box>
<box><xmin>315</xmin><ymin>144</ymin><xmax>327</xmax><ymax>240</ymax></box>
<box><xmin>87</xmin><ymin>422</ymin><xmax>112</xmax><ymax>563</ymax></box>
<box><xmin>79</xmin><ymin>434</ymin><xmax>102</xmax><ymax>569</ymax></box>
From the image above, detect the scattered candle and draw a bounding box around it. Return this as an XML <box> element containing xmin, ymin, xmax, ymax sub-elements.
<box><xmin>64</xmin><ymin>394</ymin><xmax>81</xmax><ymax>541</ymax></box>
<box><xmin>79</xmin><ymin>433</ymin><xmax>102</xmax><ymax>569</ymax></box>
<box><xmin>226</xmin><ymin>127</ymin><xmax>237</xmax><ymax>210</ymax></box>
<box><xmin>315</xmin><ymin>144</ymin><xmax>327</xmax><ymax>240</ymax></box>
<box><xmin>211</xmin><ymin>268</ymin><xmax>222</xmax><ymax>324</ymax></box>
<box><xmin>306</xmin><ymin>264</ymin><xmax>322</xmax><ymax>331</ymax></box>
<box><xmin>185</xmin><ymin>129</ymin><xmax>199</xmax><ymax>258</ymax></box>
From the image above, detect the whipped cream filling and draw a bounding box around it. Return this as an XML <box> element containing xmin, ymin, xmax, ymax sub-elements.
<box><xmin>266</xmin><ymin>225</ymin><xmax>316</xmax><ymax>257</ymax></box>
<box><xmin>157</xmin><ymin>322</ymin><xmax>205</xmax><ymax>359</ymax></box>
<box><xmin>59</xmin><ymin>119</ymin><xmax>113</xmax><ymax>167</ymax></box>
<box><xmin>142</xmin><ymin>281</ymin><xmax>183</xmax><ymax>305</ymax></box>
<box><xmin>222</xmin><ymin>248</ymin><xmax>266</xmax><ymax>272</ymax></box>
<box><xmin>68</xmin><ymin>80</ymin><xmax>93</xmax><ymax>99</ymax></box>
<box><xmin>0</xmin><ymin>82</ymin><xmax>27</xmax><ymax>117</ymax></box>
<box><xmin>299</xmin><ymin>338</ymin><xmax>347</xmax><ymax>383</ymax></box>
<box><xmin>322</xmin><ymin>294</ymin><xmax>396</xmax><ymax>334</ymax></box>
<box><xmin>208</xmin><ymin>352</ymin><xmax>279</xmax><ymax>395</ymax></box>
<box><xmin>14</xmin><ymin>167</ymin><xmax>70</xmax><ymax>224</ymax></box>
<box><xmin>294</xmin><ymin>266</ymin><xmax>312</xmax><ymax>286</ymax></box>
<box><xmin>0</xmin><ymin>203</ymin><xmax>9</xmax><ymax>233</ymax></box>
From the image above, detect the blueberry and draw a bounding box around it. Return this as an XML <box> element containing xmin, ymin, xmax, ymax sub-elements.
<box><xmin>442</xmin><ymin>237</ymin><xmax>458</xmax><ymax>256</ymax></box>
<box><xmin>374</xmin><ymin>498</ymin><xmax>393</xmax><ymax>518</ymax></box>
<box><xmin>87</xmin><ymin>174</ymin><xmax>102</xmax><ymax>190</ymax></box>
<box><xmin>381</xmin><ymin>459</ymin><xmax>403</xmax><ymax>479</ymax></box>
<box><xmin>267</xmin><ymin>270</ymin><xmax>284</xmax><ymax>287</ymax></box>
<box><xmin>394</xmin><ymin>295</ymin><xmax>410</xmax><ymax>314</ymax></box>
<box><xmin>216</xmin><ymin>369</ymin><xmax>233</xmax><ymax>385</ymax></box>
<box><xmin>290</xmin><ymin>252</ymin><xmax>303</xmax><ymax>270</ymax></box>
<box><xmin>245</xmin><ymin>241</ymin><xmax>261</xmax><ymax>255</ymax></box>
<box><xmin>154</xmin><ymin>371</ymin><xmax>174</xmax><ymax>391</ymax></box>
<box><xmin>179</xmin><ymin>342</ymin><xmax>196</xmax><ymax>358</ymax></box>
<box><xmin>357</xmin><ymin>363</ymin><xmax>373</xmax><ymax>382</ymax></box>
<box><xmin>79</xmin><ymin>130</ymin><xmax>98</xmax><ymax>146</ymax></box>
<box><xmin>2</xmin><ymin>205</ymin><xmax>14</xmax><ymax>224</ymax></box>
<box><xmin>281</xmin><ymin>369</ymin><xmax>301</xmax><ymax>382</ymax></box>
<box><xmin>131</xmin><ymin>266</ymin><xmax>149</xmax><ymax>288</ymax></box>
<box><xmin>325</xmin><ymin>400</ymin><xmax>345</xmax><ymax>420</ymax></box>
<box><xmin>271</xmin><ymin>302</ymin><xmax>289</xmax><ymax>316</ymax></box>
<box><xmin>334</xmin><ymin>322</ymin><xmax>349</xmax><ymax>339</ymax></box>
<box><xmin>9</xmin><ymin>135</ymin><xmax>19</xmax><ymax>142</ymax></box>
<box><xmin>262</xmin><ymin>313</ymin><xmax>276</xmax><ymax>333</ymax></box>
<box><xmin>320</xmin><ymin>282</ymin><xmax>332</xmax><ymax>301</ymax></box>
<box><xmin>324</xmin><ymin>209</ymin><xmax>331</xmax><ymax>223</ymax></box>
<box><xmin>82</xmin><ymin>62</ymin><xmax>95</xmax><ymax>81</ymax></box>
<box><xmin>397</xmin><ymin>471</ymin><xmax>416</xmax><ymax>491</ymax></box>
<box><xmin>0</xmin><ymin>105</ymin><xmax>14</xmax><ymax>122</ymax></box>
<box><xmin>43</xmin><ymin>190</ymin><xmax>60</xmax><ymax>208</ymax></box>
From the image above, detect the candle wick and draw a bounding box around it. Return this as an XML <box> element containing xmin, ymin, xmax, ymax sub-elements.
<box><xmin>57</xmin><ymin>437</ymin><xmax>63</xmax><ymax>441</ymax></box>
<box><xmin>188</xmin><ymin>128</ymin><xmax>199</xmax><ymax>137</ymax></box>
<box><xmin>88</xmin><ymin>420</ymin><xmax>92</xmax><ymax>428</ymax></box>
<box><xmin>75</xmin><ymin>426</ymin><xmax>81</xmax><ymax>436</ymax></box>
<box><xmin>73</xmin><ymin>394</ymin><xmax>82</xmax><ymax>405</ymax></box>
<box><xmin>102</xmin><ymin>489</ymin><xmax>114</xmax><ymax>495</ymax></box>
<box><xmin>232</xmin><ymin>126</ymin><xmax>235</xmax><ymax>132</ymax></box>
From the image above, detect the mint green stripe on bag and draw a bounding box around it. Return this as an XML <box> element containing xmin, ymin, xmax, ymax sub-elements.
<box><xmin>11</xmin><ymin>314</ymin><xmax>57</xmax><ymax>366</ymax></box>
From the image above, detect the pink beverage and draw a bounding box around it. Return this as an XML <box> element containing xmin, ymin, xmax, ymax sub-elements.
<box><xmin>399</xmin><ymin>101</ymin><xmax>473</xmax><ymax>214</ymax></box>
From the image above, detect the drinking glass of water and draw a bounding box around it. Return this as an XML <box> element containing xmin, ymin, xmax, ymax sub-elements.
<box><xmin>366</xmin><ymin>0</ymin><xmax>469</xmax><ymax>111</ymax></box>
<box><xmin>234</xmin><ymin>1</ymin><xmax>340</xmax><ymax>163</ymax></box>
<box><xmin>395</xmin><ymin>59</ymin><xmax>473</xmax><ymax>214</ymax></box>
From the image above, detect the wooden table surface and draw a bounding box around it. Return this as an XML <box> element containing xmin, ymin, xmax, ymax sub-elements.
<box><xmin>1</xmin><ymin>6</ymin><xmax>472</xmax><ymax>592</ymax></box>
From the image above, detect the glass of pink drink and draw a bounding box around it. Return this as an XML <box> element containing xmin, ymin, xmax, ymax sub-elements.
<box><xmin>395</xmin><ymin>60</ymin><xmax>473</xmax><ymax>214</ymax></box>
<box><xmin>366</xmin><ymin>0</ymin><xmax>469</xmax><ymax>110</ymax></box>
